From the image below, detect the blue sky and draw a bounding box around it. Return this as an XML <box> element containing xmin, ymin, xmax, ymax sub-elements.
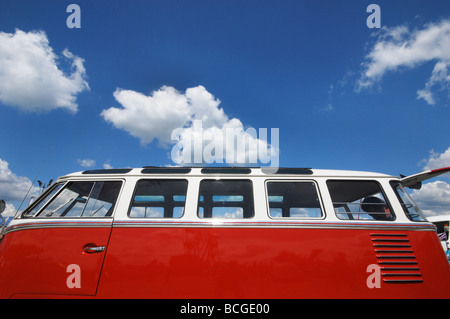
<box><xmin>0</xmin><ymin>0</ymin><xmax>449</xmax><ymax>216</ymax></box>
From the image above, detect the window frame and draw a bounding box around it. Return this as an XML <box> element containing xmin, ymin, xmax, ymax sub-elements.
<box><xmin>265</xmin><ymin>179</ymin><xmax>325</xmax><ymax>220</ymax></box>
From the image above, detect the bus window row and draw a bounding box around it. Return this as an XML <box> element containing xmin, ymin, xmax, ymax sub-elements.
<box><xmin>22</xmin><ymin>178</ymin><xmax>426</xmax><ymax>222</ymax></box>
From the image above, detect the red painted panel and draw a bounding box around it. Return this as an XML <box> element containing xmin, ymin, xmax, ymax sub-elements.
<box><xmin>2</xmin><ymin>225</ymin><xmax>449</xmax><ymax>298</ymax></box>
<box><xmin>98</xmin><ymin>227</ymin><xmax>450</xmax><ymax>298</ymax></box>
<box><xmin>0</xmin><ymin>226</ymin><xmax>111</xmax><ymax>298</ymax></box>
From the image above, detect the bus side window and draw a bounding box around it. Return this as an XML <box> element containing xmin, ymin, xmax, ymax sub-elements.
<box><xmin>266</xmin><ymin>181</ymin><xmax>323</xmax><ymax>218</ymax></box>
<box><xmin>327</xmin><ymin>180</ymin><xmax>395</xmax><ymax>221</ymax></box>
<box><xmin>390</xmin><ymin>181</ymin><xmax>427</xmax><ymax>222</ymax></box>
<box><xmin>26</xmin><ymin>181</ymin><xmax>122</xmax><ymax>218</ymax></box>
<box><xmin>197</xmin><ymin>179</ymin><xmax>254</xmax><ymax>219</ymax></box>
<box><xmin>22</xmin><ymin>183</ymin><xmax>64</xmax><ymax>218</ymax></box>
<box><xmin>129</xmin><ymin>179</ymin><xmax>188</xmax><ymax>218</ymax></box>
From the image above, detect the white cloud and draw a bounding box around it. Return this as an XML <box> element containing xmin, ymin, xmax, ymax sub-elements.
<box><xmin>357</xmin><ymin>19</ymin><xmax>450</xmax><ymax>105</ymax></box>
<box><xmin>0</xmin><ymin>29</ymin><xmax>89</xmax><ymax>113</ymax></box>
<box><xmin>77</xmin><ymin>158</ymin><xmax>96</xmax><ymax>168</ymax></box>
<box><xmin>410</xmin><ymin>147</ymin><xmax>450</xmax><ymax>217</ymax></box>
<box><xmin>411</xmin><ymin>181</ymin><xmax>450</xmax><ymax>217</ymax></box>
<box><xmin>0</xmin><ymin>158</ymin><xmax>39</xmax><ymax>203</ymax></box>
<box><xmin>170</xmin><ymin>119</ymin><xmax>278</xmax><ymax>165</ymax></box>
<box><xmin>421</xmin><ymin>147</ymin><xmax>450</xmax><ymax>170</ymax></box>
<box><xmin>101</xmin><ymin>85</ymin><xmax>279</xmax><ymax>166</ymax></box>
<box><xmin>101</xmin><ymin>86</ymin><xmax>192</xmax><ymax>146</ymax></box>
<box><xmin>2</xmin><ymin>202</ymin><xmax>17</xmax><ymax>218</ymax></box>
<box><xmin>416</xmin><ymin>61</ymin><xmax>450</xmax><ymax>105</ymax></box>
<box><xmin>103</xmin><ymin>162</ymin><xmax>113</xmax><ymax>169</ymax></box>
<box><xmin>318</xmin><ymin>84</ymin><xmax>334</xmax><ymax>112</ymax></box>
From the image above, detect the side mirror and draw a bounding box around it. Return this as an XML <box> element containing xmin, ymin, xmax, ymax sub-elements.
<box><xmin>0</xmin><ymin>200</ymin><xmax>5</xmax><ymax>215</ymax></box>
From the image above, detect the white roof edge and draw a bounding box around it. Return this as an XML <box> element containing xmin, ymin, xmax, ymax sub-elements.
<box><xmin>59</xmin><ymin>167</ymin><xmax>396</xmax><ymax>179</ymax></box>
<box><xmin>427</xmin><ymin>215</ymin><xmax>450</xmax><ymax>222</ymax></box>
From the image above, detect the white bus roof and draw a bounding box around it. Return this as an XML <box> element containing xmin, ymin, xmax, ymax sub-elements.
<box><xmin>61</xmin><ymin>167</ymin><xmax>396</xmax><ymax>179</ymax></box>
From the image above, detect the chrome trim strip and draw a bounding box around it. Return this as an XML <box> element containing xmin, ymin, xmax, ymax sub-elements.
<box><xmin>5</xmin><ymin>220</ymin><xmax>112</xmax><ymax>234</ymax></box>
<box><xmin>5</xmin><ymin>219</ymin><xmax>436</xmax><ymax>233</ymax></box>
<box><xmin>112</xmin><ymin>220</ymin><xmax>437</xmax><ymax>231</ymax></box>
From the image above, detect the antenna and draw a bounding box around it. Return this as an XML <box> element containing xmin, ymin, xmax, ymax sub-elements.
<box><xmin>0</xmin><ymin>199</ymin><xmax>5</xmax><ymax>226</ymax></box>
<box><xmin>13</xmin><ymin>148</ymin><xmax>55</xmax><ymax>219</ymax></box>
<box><xmin>0</xmin><ymin>200</ymin><xmax>5</xmax><ymax>215</ymax></box>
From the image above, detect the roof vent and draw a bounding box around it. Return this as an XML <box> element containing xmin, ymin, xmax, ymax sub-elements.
<box><xmin>201</xmin><ymin>167</ymin><xmax>252</xmax><ymax>174</ymax></box>
<box><xmin>82</xmin><ymin>169</ymin><xmax>132</xmax><ymax>174</ymax></box>
<box><xmin>141</xmin><ymin>167</ymin><xmax>192</xmax><ymax>174</ymax></box>
<box><xmin>262</xmin><ymin>167</ymin><xmax>313</xmax><ymax>175</ymax></box>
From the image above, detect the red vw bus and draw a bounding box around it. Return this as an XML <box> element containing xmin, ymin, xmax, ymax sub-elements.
<box><xmin>0</xmin><ymin>166</ymin><xmax>449</xmax><ymax>298</ymax></box>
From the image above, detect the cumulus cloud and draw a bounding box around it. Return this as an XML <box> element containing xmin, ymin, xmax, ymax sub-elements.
<box><xmin>420</xmin><ymin>147</ymin><xmax>450</xmax><ymax>170</ymax></box>
<box><xmin>409</xmin><ymin>147</ymin><xmax>450</xmax><ymax>217</ymax></box>
<box><xmin>1</xmin><ymin>202</ymin><xmax>17</xmax><ymax>218</ymax></box>
<box><xmin>101</xmin><ymin>85</ymin><xmax>279</xmax><ymax>166</ymax></box>
<box><xmin>0</xmin><ymin>29</ymin><xmax>89</xmax><ymax>113</ymax></box>
<box><xmin>410</xmin><ymin>181</ymin><xmax>450</xmax><ymax>216</ymax></box>
<box><xmin>0</xmin><ymin>158</ymin><xmax>39</xmax><ymax>203</ymax></box>
<box><xmin>101</xmin><ymin>86</ymin><xmax>192</xmax><ymax>146</ymax></box>
<box><xmin>357</xmin><ymin>19</ymin><xmax>450</xmax><ymax>105</ymax></box>
<box><xmin>170</xmin><ymin>118</ymin><xmax>278</xmax><ymax>165</ymax></box>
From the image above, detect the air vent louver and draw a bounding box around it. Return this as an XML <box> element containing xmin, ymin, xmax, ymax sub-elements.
<box><xmin>370</xmin><ymin>233</ymin><xmax>424</xmax><ymax>284</ymax></box>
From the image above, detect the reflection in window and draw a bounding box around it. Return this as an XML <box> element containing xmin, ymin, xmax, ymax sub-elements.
<box><xmin>390</xmin><ymin>181</ymin><xmax>427</xmax><ymax>222</ymax></box>
<box><xmin>198</xmin><ymin>180</ymin><xmax>254</xmax><ymax>219</ymax></box>
<box><xmin>24</xmin><ymin>181</ymin><xmax>122</xmax><ymax>218</ymax></box>
<box><xmin>129</xmin><ymin>179</ymin><xmax>188</xmax><ymax>218</ymax></box>
<box><xmin>267</xmin><ymin>181</ymin><xmax>323</xmax><ymax>218</ymax></box>
<box><xmin>22</xmin><ymin>183</ymin><xmax>64</xmax><ymax>218</ymax></box>
<box><xmin>327</xmin><ymin>180</ymin><xmax>394</xmax><ymax>221</ymax></box>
